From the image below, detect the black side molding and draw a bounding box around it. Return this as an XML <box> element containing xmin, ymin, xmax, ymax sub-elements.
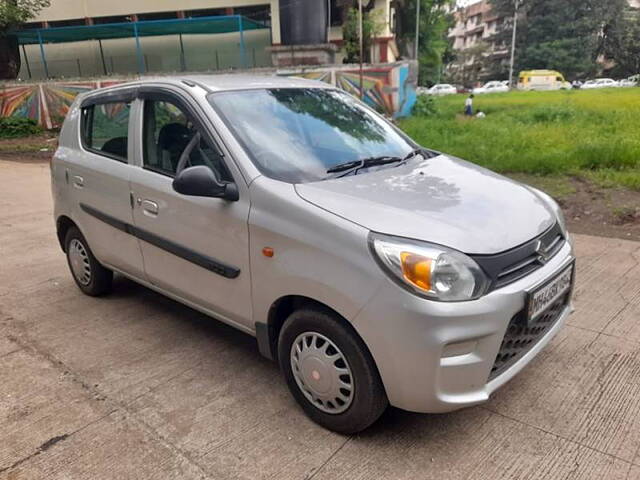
<box><xmin>80</xmin><ymin>203</ymin><xmax>240</xmax><ymax>279</ymax></box>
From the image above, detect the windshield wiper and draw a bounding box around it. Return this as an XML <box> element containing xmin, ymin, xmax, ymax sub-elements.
<box><xmin>326</xmin><ymin>148</ymin><xmax>424</xmax><ymax>178</ymax></box>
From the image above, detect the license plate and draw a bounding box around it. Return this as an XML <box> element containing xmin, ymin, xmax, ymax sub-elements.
<box><xmin>526</xmin><ymin>263</ymin><xmax>574</xmax><ymax>323</ymax></box>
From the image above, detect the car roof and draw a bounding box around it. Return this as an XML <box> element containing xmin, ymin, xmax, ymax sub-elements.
<box><xmin>94</xmin><ymin>74</ymin><xmax>330</xmax><ymax>94</ymax></box>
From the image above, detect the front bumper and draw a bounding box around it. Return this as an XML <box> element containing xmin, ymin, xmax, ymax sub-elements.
<box><xmin>352</xmin><ymin>240</ymin><xmax>575</xmax><ymax>413</ymax></box>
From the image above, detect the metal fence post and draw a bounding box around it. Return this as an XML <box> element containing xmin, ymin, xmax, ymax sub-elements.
<box><xmin>238</xmin><ymin>16</ymin><xmax>246</xmax><ymax>69</ymax></box>
<box><xmin>98</xmin><ymin>39</ymin><xmax>108</xmax><ymax>75</ymax></box>
<box><xmin>21</xmin><ymin>45</ymin><xmax>32</xmax><ymax>79</ymax></box>
<box><xmin>37</xmin><ymin>31</ymin><xmax>50</xmax><ymax>79</ymax></box>
<box><xmin>133</xmin><ymin>22</ymin><xmax>145</xmax><ymax>74</ymax></box>
<box><xmin>179</xmin><ymin>33</ymin><xmax>186</xmax><ymax>71</ymax></box>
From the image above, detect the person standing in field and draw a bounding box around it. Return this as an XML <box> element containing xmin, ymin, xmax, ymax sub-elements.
<box><xmin>465</xmin><ymin>94</ymin><xmax>474</xmax><ymax>116</ymax></box>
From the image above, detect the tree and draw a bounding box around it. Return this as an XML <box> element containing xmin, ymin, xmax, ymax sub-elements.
<box><xmin>487</xmin><ymin>0</ymin><xmax>627</xmax><ymax>80</ymax></box>
<box><xmin>394</xmin><ymin>0</ymin><xmax>455</xmax><ymax>86</ymax></box>
<box><xmin>342</xmin><ymin>6</ymin><xmax>384</xmax><ymax>63</ymax></box>
<box><xmin>603</xmin><ymin>6</ymin><xmax>640</xmax><ymax>78</ymax></box>
<box><xmin>0</xmin><ymin>0</ymin><xmax>50</xmax><ymax>79</ymax></box>
<box><xmin>447</xmin><ymin>40</ymin><xmax>490</xmax><ymax>86</ymax></box>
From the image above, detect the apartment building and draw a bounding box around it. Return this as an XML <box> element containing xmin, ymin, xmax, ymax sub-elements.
<box><xmin>16</xmin><ymin>0</ymin><xmax>398</xmax><ymax>80</ymax></box>
<box><xmin>446</xmin><ymin>0</ymin><xmax>507</xmax><ymax>85</ymax></box>
<box><xmin>448</xmin><ymin>0</ymin><xmax>640</xmax><ymax>85</ymax></box>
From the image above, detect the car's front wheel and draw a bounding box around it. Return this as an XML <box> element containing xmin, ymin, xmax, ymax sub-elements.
<box><xmin>278</xmin><ymin>307</ymin><xmax>388</xmax><ymax>434</ymax></box>
<box><xmin>64</xmin><ymin>226</ymin><xmax>113</xmax><ymax>296</ymax></box>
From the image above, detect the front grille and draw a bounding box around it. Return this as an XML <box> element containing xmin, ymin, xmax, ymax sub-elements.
<box><xmin>472</xmin><ymin>222</ymin><xmax>566</xmax><ymax>292</ymax></box>
<box><xmin>494</xmin><ymin>232</ymin><xmax>564</xmax><ymax>288</ymax></box>
<box><xmin>489</xmin><ymin>292</ymin><xmax>569</xmax><ymax>380</ymax></box>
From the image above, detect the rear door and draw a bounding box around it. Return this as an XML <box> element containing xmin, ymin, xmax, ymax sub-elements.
<box><xmin>68</xmin><ymin>91</ymin><xmax>145</xmax><ymax>278</ymax></box>
<box><xmin>128</xmin><ymin>88</ymin><xmax>252</xmax><ymax>329</ymax></box>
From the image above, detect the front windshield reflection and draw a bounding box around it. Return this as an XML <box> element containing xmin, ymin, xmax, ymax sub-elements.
<box><xmin>209</xmin><ymin>88</ymin><xmax>414</xmax><ymax>183</ymax></box>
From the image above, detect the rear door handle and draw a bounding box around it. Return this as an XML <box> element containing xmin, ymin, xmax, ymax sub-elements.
<box><xmin>72</xmin><ymin>175</ymin><xmax>84</xmax><ymax>188</ymax></box>
<box><xmin>141</xmin><ymin>199</ymin><xmax>159</xmax><ymax>215</ymax></box>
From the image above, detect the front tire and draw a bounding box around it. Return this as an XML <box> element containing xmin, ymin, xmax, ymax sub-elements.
<box><xmin>278</xmin><ymin>307</ymin><xmax>387</xmax><ymax>434</ymax></box>
<box><xmin>64</xmin><ymin>226</ymin><xmax>113</xmax><ymax>296</ymax></box>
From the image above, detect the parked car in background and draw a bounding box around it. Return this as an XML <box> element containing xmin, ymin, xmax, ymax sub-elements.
<box><xmin>425</xmin><ymin>84</ymin><xmax>458</xmax><ymax>96</ymax></box>
<box><xmin>52</xmin><ymin>75</ymin><xmax>575</xmax><ymax>434</ymax></box>
<box><xmin>472</xmin><ymin>80</ymin><xmax>509</xmax><ymax>94</ymax></box>
<box><xmin>581</xmin><ymin>78</ymin><xmax>620</xmax><ymax>89</ymax></box>
<box><xmin>517</xmin><ymin>70</ymin><xmax>571</xmax><ymax>91</ymax></box>
<box><xmin>619</xmin><ymin>76</ymin><xmax>638</xmax><ymax>87</ymax></box>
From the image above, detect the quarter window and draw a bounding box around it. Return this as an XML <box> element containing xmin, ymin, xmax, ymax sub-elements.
<box><xmin>81</xmin><ymin>101</ymin><xmax>130</xmax><ymax>162</ymax></box>
<box><xmin>142</xmin><ymin>99</ymin><xmax>230</xmax><ymax>182</ymax></box>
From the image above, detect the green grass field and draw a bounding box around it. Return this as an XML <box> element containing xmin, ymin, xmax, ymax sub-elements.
<box><xmin>398</xmin><ymin>88</ymin><xmax>640</xmax><ymax>190</ymax></box>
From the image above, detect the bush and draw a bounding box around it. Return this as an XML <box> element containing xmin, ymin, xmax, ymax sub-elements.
<box><xmin>412</xmin><ymin>95</ymin><xmax>438</xmax><ymax>117</ymax></box>
<box><xmin>0</xmin><ymin>117</ymin><xmax>42</xmax><ymax>138</ymax></box>
<box><xmin>514</xmin><ymin>104</ymin><xmax>576</xmax><ymax>124</ymax></box>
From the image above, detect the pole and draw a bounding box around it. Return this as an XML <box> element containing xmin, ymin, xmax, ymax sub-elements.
<box><xmin>414</xmin><ymin>0</ymin><xmax>421</xmax><ymax>60</ymax></box>
<box><xmin>98</xmin><ymin>39</ymin><xmax>108</xmax><ymax>75</ymax></box>
<box><xmin>179</xmin><ymin>33</ymin><xmax>186</xmax><ymax>71</ymax></box>
<box><xmin>133</xmin><ymin>22</ymin><xmax>145</xmax><ymax>74</ymax></box>
<box><xmin>358</xmin><ymin>0</ymin><xmax>364</xmax><ymax>99</ymax></box>
<box><xmin>21</xmin><ymin>44</ymin><xmax>32</xmax><ymax>79</ymax></box>
<box><xmin>238</xmin><ymin>16</ymin><xmax>246</xmax><ymax>69</ymax></box>
<box><xmin>37</xmin><ymin>31</ymin><xmax>50</xmax><ymax>79</ymax></box>
<box><xmin>508</xmin><ymin>0</ymin><xmax>519</xmax><ymax>89</ymax></box>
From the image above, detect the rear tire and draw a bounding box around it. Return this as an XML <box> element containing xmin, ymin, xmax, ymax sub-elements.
<box><xmin>278</xmin><ymin>307</ymin><xmax>387</xmax><ymax>434</ymax></box>
<box><xmin>64</xmin><ymin>226</ymin><xmax>113</xmax><ymax>296</ymax></box>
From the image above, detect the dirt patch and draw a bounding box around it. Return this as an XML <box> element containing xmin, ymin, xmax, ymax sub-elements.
<box><xmin>509</xmin><ymin>174</ymin><xmax>640</xmax><ymax>242</ymax></box>
<box><xmin>0</xmin><ymin>131</ymin><xmax>58</xmax><ymax>156</ymax></box>
<box><xmin>0</xmin><ymin>151</ymin><xmax>53</xmax><ymax>163</ymax></box>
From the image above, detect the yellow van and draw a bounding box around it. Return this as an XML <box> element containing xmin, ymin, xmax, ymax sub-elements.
<box><xmin>517</xmin><ymin>70</ymin><xmax>571</xmax><ymax>91</ymax></box>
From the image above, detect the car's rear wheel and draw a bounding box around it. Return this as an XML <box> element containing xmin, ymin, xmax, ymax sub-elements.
<box><xmin>278</xmin><ymin>307</ymin><xmax>387</xmax><ymax>434</ymax></box>
<box><xmin>64</xmin><ymin>226</ymin><xmax>113</xmax><ymax>296</ymax></box>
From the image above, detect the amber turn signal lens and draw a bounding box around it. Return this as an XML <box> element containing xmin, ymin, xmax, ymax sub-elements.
<box><xmin>262</xmin><ymin>247</ymin><xmax>274</xmax><ymax>258</ymax></box>
<box><xmin>400</xmin><ymin>252</ymin><xmax>432</xmax><ymax>291</ymax></box>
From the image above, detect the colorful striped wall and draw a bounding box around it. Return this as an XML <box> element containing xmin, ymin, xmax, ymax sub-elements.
<box><xmin>0</xmin><ymin>62</ymin><xmax>417</xmax><ymax>129</ymax></box>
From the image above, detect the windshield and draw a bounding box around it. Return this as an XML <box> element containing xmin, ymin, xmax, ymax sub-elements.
<box><xmin>208</xmin><ymin>88</ymin><xmax>416</xmax><ymax>183</ymax></box>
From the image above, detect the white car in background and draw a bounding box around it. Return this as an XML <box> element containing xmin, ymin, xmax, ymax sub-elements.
<box><xmin>581</xmin><ymin>78</ymin><xmax>620</xmax><ymax>89</ymax></box>
<box><xmin>619</xmin><ymin>76</ymin><xmax>638</xmax><ymax>87</ymax></box>
<box><xmin>424</xmin><ymin>84</ymin><xmax>457</xmax><ymax>96</ymax></box>
<box><xmin>472</xmin><ymin>80</ymin><xmax>510</xmax><ymax>94</ymax></box>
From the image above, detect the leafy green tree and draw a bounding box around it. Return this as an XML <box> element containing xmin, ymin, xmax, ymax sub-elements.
<box><xmin>488</xmin><ymin>0</ymin><xmax>627</xmax><ymax>79</ymax></box>
<box><xmin>0</xmin><ymin>0</ymin><xmax>50</xmax><ymax>79</ymax></box>
<box><xmin>342</xmin><ymin>7</ymin><xmax>384</xmax><ymax>63</ymax></box>
<box><xmin>395</xmin><ymin>0</ymin><xmax>455</xmax><ymax>86</ymax></box>
<box><xmin>603</xmin><ymin>6</ymin><xmax>640</xmax><ymax>78</ymax></box>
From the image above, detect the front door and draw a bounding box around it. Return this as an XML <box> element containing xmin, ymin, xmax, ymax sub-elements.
<box><xmin>129</xmin><ymin>92</ymin><xmax>252</xmax><ymax>329</ymax></box>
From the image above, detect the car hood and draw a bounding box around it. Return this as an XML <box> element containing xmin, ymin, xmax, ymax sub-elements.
<box><xmin>295</xmin><ymin>154</ymin><xmax>555</xmax><ymax>255</ymax></box>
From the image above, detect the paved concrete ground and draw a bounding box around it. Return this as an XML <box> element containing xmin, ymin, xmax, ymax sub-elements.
<box><xmin>1</xmin><ymin>158</ymin><xmax>640</xmax><ymax>480</ymax></box>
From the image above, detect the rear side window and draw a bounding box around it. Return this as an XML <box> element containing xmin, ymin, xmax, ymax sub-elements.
<box><xmin>81</xmin><ymin>101</ymin><xmax>130</xmax><ymax>162</ymax></box>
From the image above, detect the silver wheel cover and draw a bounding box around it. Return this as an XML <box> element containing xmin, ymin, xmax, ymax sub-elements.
<box><xmin>68</xmin><ymin>238</ymin><xmax>92</xmax><ymax>286</ymax></box>
<box><xmin>290</xmin><ymin>332</ymin><xmax>354</xmax><ymax>414</ymax></box>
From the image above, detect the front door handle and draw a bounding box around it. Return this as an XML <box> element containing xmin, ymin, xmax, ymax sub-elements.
<box><xmin>72</xmin><ymin>175</ymin><xmax>84</xmax><ymax>188</ymax></box>
<box><xmin>141</xmin><ymin>199</ymin><xmax>159</xmax><ymax>215</ymax></box>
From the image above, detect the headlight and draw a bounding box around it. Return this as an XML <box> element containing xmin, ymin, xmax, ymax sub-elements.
<box><xmin>369</xmin><ymin>233</ymin><xmax>490</xmax><ymax>302</ymax></box>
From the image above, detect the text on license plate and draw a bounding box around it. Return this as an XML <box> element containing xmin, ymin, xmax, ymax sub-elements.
<box><xmin>528</xmin><ymin>264</ymin><xmax>573</xmax><ymax>321</ymax></box>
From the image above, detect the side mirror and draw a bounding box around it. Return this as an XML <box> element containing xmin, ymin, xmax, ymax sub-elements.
<box><xmin>172</xmin><ymin>166</ymin><xmax>239</xmax><ymax>201</ymax></box>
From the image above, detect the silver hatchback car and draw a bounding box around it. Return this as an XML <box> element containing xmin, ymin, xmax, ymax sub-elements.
<box><xmin>52</xmin><ymin>75</ymin><xmax>575</xmax><ymax>433</ymax></box>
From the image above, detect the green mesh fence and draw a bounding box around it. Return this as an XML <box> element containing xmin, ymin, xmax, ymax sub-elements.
<box><xmin>14</xmin><ymin>15</ymin><xmax>267</xmax><ymax>44</ymax></box>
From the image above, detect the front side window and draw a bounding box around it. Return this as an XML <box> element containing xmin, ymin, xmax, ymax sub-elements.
<box><xmin>81</xmin><ymin>101</ymin><xmax>130</xmax><ymax>162</ymax></box>
<box><xmin>209</xmin><ymin>88</ymin><xmax>415</xmax><ymax>183</ymax></box>
<box><xmin>142</xmin><ymin>99</ymin><xmax>230</xmax><ymax>182</ymax></box>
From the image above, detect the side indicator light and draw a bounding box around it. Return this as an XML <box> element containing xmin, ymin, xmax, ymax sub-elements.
<box><xmin>262</xmin><ymin>247</ymin><xmax>274</xmax><ymax>258</ymax></box>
